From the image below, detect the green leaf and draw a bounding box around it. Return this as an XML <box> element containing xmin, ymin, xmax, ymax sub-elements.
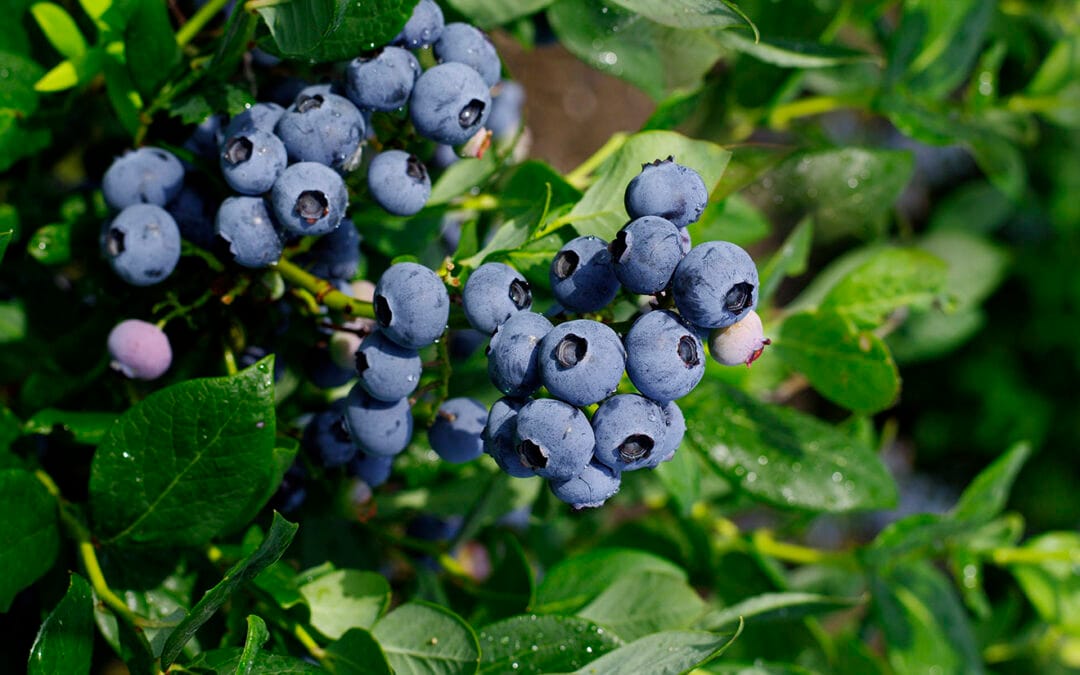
<box><xmin>1006</xmin><ymin>532</ymin><xmax>1080</xmax><ymax>633</ymax></box>
<box><xmin>578</xmin><ymin>571</ymin><xmax>706</xmax><ymax>641</ymax></box>
<box><xmin>257</xmin><ymin>0</ymin><xmax>411</xmax><ymax>63</ymax></box>
<box><xmin>0</xmin><ymin>50</ymin><xmax>45</xmax><ymax>114</ymax></box>
<box><xmin>324</xmin><ymin>628</ymin><xmax>393</xmax><ymax>675</ymax></box>
<box><xmin>102</xmin><ymin>42</ymin><xmax>143</xmax><ymax>136</ymax></box>
<box><xmin>479</xmin><ymin>615</ymin><xmax>622</xmax><ymax>675</ymax></box>
<box><xmin>952</xmin><ymin>442</ymin><xmax>1031</xmax><ymax>522</ymax></box>
<box><xmin>0</xmin><ymin>298</ymin><xmax>27</xmax><ymax>343</ymax></box>
<box><xmin>772</xmin><ymin>311</ymin><xmax>900</xmax><ymax>414</ymax></box>
<box><xmin>222</xmin><ymin>440</ymin><xmax>298</xmax><ymax>537</ymax></box>
<box><xmin>918</xmin><ymin>229</ymin><xmax>1009</xmax><ymax>310</ymax></box>
<box><xmin>26</xmin><ymin>222</ymin><xmax>72</xmax><ymax>264</ymax></box>
<box><xmin>236</xmin><ymin>615</ymin><xmax>269</xmax><ymax>675</ymax></box>
<box><xmin>719</xmin><ymin>32</ymin><xmax>875</xmax><ymax>69</ymax></box>
<box><xmin>124</xmin><ymin>0</ymin><xmax>180</xmax><ymax>98</ymax></box>
<box><xmin>819</xmin><ymin>247</ymin><xmax>947</xmax><ymax>329</ymax></box>
<box><xmin>159</xmin><ymin>512</ymin><xmax>298</xmax><ymax>667</ymax></box>
<box><xmin>548</xmin><ymin>0</ymin><xmax>724</xmax><ymax>101</ymax></box>
<box><xmin>299</xmin><ymin>569</ymin><xmax>391</xmax><ymax>640</ymax></box>
<box><xmin>684</xmin><ymin>381</ymin><xmax>898</xmax><ymax>512</ymax></box>
<box><xmin>568</xmin><ymin>131</ymin><xmax>730</xmax><ymax>240</ymax></box>
<box><xmin>555</xmin><ymin>628</ymin><xmax>742</xmax><ymax>675</ymax></box>
<box><xmin>893</xmin><ymin>0</ymin><xmax>994</xmax><ymax>98</ymax></box>
<box><xmin>187</xmin><ymin>648</ymin><xmax>324</xmax><ymax>674</ymax></box>
<box><xmin>255</xmin><ymin>0</ymin><xmax>346</xmax><ymax>59</ymax></box>
<box><xmin>24</xmin><ymin>409</ymin><xmax>118</xmax><ymax>445</ymax></box>
<box><xmin>89</xmin><ymin>357</ymin><xmax>277</xmax><ymax>548</ymax></box>
<box><xmin>758</xmin><ymin>217</ymin><xmax>812</xmax><ymax>306</ymax></box>
<box><xmin>0</xmin><ymin>469</ymin><xmax>60</xmax><ymax>611</ymax></box>
<box><xmin>697</xmin><ymin>592</ymin><xmax>862</xmax><ymax>631</ymax></box>
<box><xmin>28</xmin><ymin>573</ymin><xmax>94</xmax><ymax>675</ymax></box>
<box><xmin>654</xmin><ymin>441</ymin><xmax>701</xmax><ymax>515</ymax></box>
<box><xmin>0</xmin><ymin>406</ymin><xmax>20</xmax><ymax>457</ymax></box>
<box><xmin>429</xmin><ymin>154</ymin><xmax>499</xmax><ymax>205</ymax></box>
<box><xmin>607</xmin><ymin>0</ymin><xmax>752</xmax><ymax>30</ymax></box>
<box><xmin>708</xmin><ymin>662</ymin><xmax>821</xmax><ymax>675</ymax></box>
<box><xmin>533</xmin><ymin>548</ymin><xmax>686</xmax><ymax>614</ymax></box>
<box><xmin>371</xmin><ymin>602</ymin><xmax>480</xmax><ymax>675</ymax></box>
<box><xmin>866</xmin><ymin>513</ymin><xmax>971</xmax><ymax>565</ymax></box>
<box><xmin>468</xmin><ymin>531</ymin><xmax>535</xmax><ymax>625</ymax></box>
<box><xmin>30</xmin><ymin>2</ymin><xmax>87</xmax><ymax>59</ymax></box>
<box><xmin>447</xmin><ymin>0</ymin><xmax>554</xmax><ymax>29</ymax></box>
<box><xmin>687</xmin><ymin>193</ymin><xmax>771</xmax><ymax>250</ymax></box>
<box><xmin>0</xmin><ymin>228</ymin><xmax>12</xmax><ymax>267</ymax></box>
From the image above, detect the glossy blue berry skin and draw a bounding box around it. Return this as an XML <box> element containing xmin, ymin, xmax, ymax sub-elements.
<box><xmin>343</xmin><ymin>384</ymin><xmax>414</xmax><ymax>457</ymax></box>
<box><xmin>102</xmin><ymin>147</ymin><xmax>185</xmax><ymax>210</ymax></box>
<box><xmin>549</xmin><ymin>236</ymin><xmax>621</xmax><ymax>313</ymax></box>
<box><xmin>373</xmin><ymin>262</ymin><xmax>450</xmax><ymax>349</ymax></box>
<box><xmin>298</xmin><ymin>218</ymin><xmax>361</xmax><ymax>281</ymax></box>
<box><xmin>624</xmin><ymin>309</ymin><xmax>705</xmax><ymax>402</ymax></box>
<box><xmin>167</xmin><ymin>185</ymin><xmax>215</xmax><ymax>249</ymax></box>
<box><xmin>550</xmin><ymin>460</ymin><xmax>621</xmax><ymax>509</ymax></box>
<box><xmin>367</xmin><ymin>150</ymin><xmax>431</xmax><ymax>216</ymax></box>
<box><xmin>484</xmin><ymin>397</ymin><xmax>534</xmax><ymax>478</ymax></box>
<box><xmin>355</xmin><ymin>330</ymin><xmax>422</xmax><ymax>402</ymax></box>
<box><xmin>394</xmin><ymin>0</ymin><xmax>444</xmax><ymax>48</ymax></box>
<box><xmin>513</xmin><ymin>398</ymin><xmax>594</xmax><ymax>482</ymax></box>
<box><xmin>463</xmin><ymin>262</ymin><xmax>532</xmax><ymax>334</ymax></box>
<box><xmin>220</xmin><ymin>128</ymin><xmax>288</xmax><ymax>195</ymax></box>
<box><xmin>624</xmin><ymin>158</ymin><xmax>709</xmax><ymax>228</ymax></box>
<box><xmin>610</xmin><ymin>216</ymin><xmax>684</xmax><ymax>295</ymax></box>
<box><xmin>215</xmin><ymin>196</ymin><xmax>283</xmax><ymax>268</ymax></box>
<box><xmin>657</xmin><ymin>400</ymin><xmax>685</xmax><ymax>463</ymax></box>
<box><xmin>538</xmin><ymin>319</ymin><xmax>626</xmax><ymax>407</ymax></box>
<box><xmin>223</xmin><ymin>102</ymin><xmax>285</xmax><ymax>139</ymax></box>
<box><xmin>306</xmin><ymin>347</ymin><xmax>355</xmax><ymax>389</ymax></box>
<box><xmin>102</xmin><ymin>204</ymin><xmax>182</xmax><ymax>286</ymax></box>
<box><xmin>672</xmin><ymin>240</ymin><xmax>759</xmax><ymax>330</ymax></box>
<box><xmin>428</xmin><ymin>397</ymin><xmax>488</xmax><ymax>463</ymax></box>
<box><xmin>434</xmin><ymin>22</ymin><xmax>501</xmax><ymax>87</ymax></box>
<box><xmin>591</xmin><ymin>394</ymin><xmax>668</xmax><ymax>472</ymax></box>
<box><xmin>487</xmin><ymin>311</ymin><xmax>552</xmax><ymax>398</ymax></box>
<box><xmin>487</xmin><ymin>80</ymin><xmax>525</xmax><ymax>140</ymax></box>
<box><xmin>345</xmin><ymin>47</ymin><xmax>421</xmax><ymax>112</ymax></box>
<box><xmin>304</xmin><ymin>402</ymin><xmax>357</xmax><ymax>468</ymax></box>
<box><xmin>348</xmin><ymin>452</ymin><xmax>394</xmax><ymax>487</ymax></box>
<box><xmin>270</xmin><ymin>162</ymin><xmax>349</xmax><ymax>236</ymax></box>
<box><xmin>410</xmin><ymin>62</ymin><xmax>491</xmax><ymax>146</ymax></box>
<box><xmin>275</xmin><ymin>92</ymin><xmax>365</xmax><ymax>169</ymax></box>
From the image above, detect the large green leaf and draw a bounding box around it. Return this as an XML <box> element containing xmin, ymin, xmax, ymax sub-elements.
<box><xmin>300</xmin><ymin>569</ymin><xmax>391</xmax><ymax>640</ymax></box>
<box><xmin>683</xmin><ymin>381</ymin><xmax>898</xmax><ymax>512</ymax></box>
<box><xmin>578</xmin><ymin>571</ymin><xmax>708</xmax><ymax>641</ymax></box>
<box><xmin>31</xmin><ymin>2</ymin><xmax>87</xmax><ymax>59</ymax></box>
<box><xmin>257</xmin><ymin>0</ymin><xmax>412</xmax><ymax>63</ymax></box>
<box><xmin>447</xmin><ymin>0</ymin><xmax>555</xmax><ymax>28</ymax></box>
<box><xmin>24</xmin><ymin>409</ymin><xmax>118</xmax><ymax>445</ymax></box>
<box><xmin>0</xmin><ymin>469</ymin><xmax>59</xmax><ymax>611</ymax></box>
<box><xmin>236</xmin><ymin>615</ymin><xmax>270</xmax><ymax>675</ymax></box>
<box><xmin>687</xmin><ymin>194</ymin><xmax>772</xmax><ymax>250</ymax></box>
<box><xmin>952</xmin><ymin>442</ymin><xmax>1031</xmax><ymax>522</ymax></box>
<box><xmin>186</xmin><ymin>648</ymin><xmax>324</xmax><ymax>674</ymax></box>
<box><xmin>1006</xmin><ymin>532</ymin><xmax>1080</xmax><ymax>634</ymax></box>
<box><xmin>697</xmin><ymin>592</ymin><xmax>862</xmax><ymax>630</ymax></box>
<box><xmin>607</xmin><ymin>0</ymin><xmax>752</xmax><ymax>30</ymax></box>
<box><xmin>0</xmin><ymin>50</ymin><xmax>45</xmax><ymax>113</ymax></box>
<box><xmin>370</xmin><ymin>602</ymin><xmax>480</xmax><ymax>675</ymax></box>
<box><xmin>554</xmin><ymin>628</ymin><xmax>741</xmax><ymax>675</ymax></box>
<box><xmin>758</xmin><ymin>217</ymin><xmax>812</xmax><ymax>306</ymax></box>
<box><xmin>478</xmin><ymin>615</ymin><xmax>622</xmax><ymax>675</ymax></box>
<box><xmin>719</xmin><ymin>32</ymin><xmax>874</xmax><ymax>69</ymax></box>
<box><xmin>818</xmin><ymin>247</ymin><xmax>947</xmax><ymax>329</ymax></box>
<box><xmin>324</xmin><ymin>628</ymin><xmax>393</xmax><ymax>675</ymax></box>
<box><xmin>89</xmin><ymin>357</ymin><xmax>277</xmax><ymax>548</ymax></box>
<box><xmin>533</xmin><ymin>548</ymin><xmax>686</xmax><ymax>614</ymax></box>
<box><xmin>890</xmin><ymin>0</ymin><xmax>993</xmax><ymax>98</ymax></box>
<box><xmin>124</xmin><ymin>0</ymin><xmax>180</xmax><ymax>98</ymax></box>
<box><xmin>28</xmin><ymin>573</ymin><xmax>94</xmax><ymax>675</ymax></box>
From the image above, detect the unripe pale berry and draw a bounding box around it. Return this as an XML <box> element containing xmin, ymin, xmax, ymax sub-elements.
<box><xmin>708</xmin><ymin>310</ymin><xmax>770</xmax><ymax>366</ymax></box>
<box><xmin>107</xmin><ymin>319</ymin><xmax>173</xmax><ymax>380</ymax></box>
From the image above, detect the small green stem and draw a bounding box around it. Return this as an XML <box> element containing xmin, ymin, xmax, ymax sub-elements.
<box><xmin>751</xmin><ymin>529</ymin><xmax>845</xmax><ymax>566</ymax></box>
<box><xmin>294</xmin><ymin>625</ymin><xmax>327</xmax><ymax>661</ymax></box>
<box><xmin>274</xmin><ymin>257</ymin><xmax>375</xmax><ymax>319</ymax></box>
<box><xmin>176</xmin><ymin>0</ymin><xmax>234</xmax><ymax>47</ymax></box>
<box><xmin>565</xmin><ymin>133</ymin><xmax>629</xmax><ymax>190</ymax></box>
<box><xmin>768</xmin><ymin>95</ymin><xmax>865</xmax><ymax>130</ymax></box>
<box><xmin>223</xmin><ymin>344</ymin><xmax>239</xmax><ymax>376</ymax></box>
<box><xmin>989</xmin><ymin>546</ymin><xmax>1080</xmax><ymax>566</ymax></box>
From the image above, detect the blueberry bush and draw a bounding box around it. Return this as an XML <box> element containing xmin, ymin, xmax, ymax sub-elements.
<box><xmin>2</xmin><ymin>0</ymin><xmax>1079</xmax><ymax>673</ymax></box>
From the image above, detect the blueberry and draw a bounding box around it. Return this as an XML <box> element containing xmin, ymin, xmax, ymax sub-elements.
<box><xmin>624</xmin><ymin>309</ymin><xmax>705</xmax><ymax>402</ymax></box>
<box><xmin>107</xmin><ymin>319</ymin><xmax>172</xmax><ymax>380</ymax></box>
<box><xmin>550</xmin><ymin>460</ymin><xmax>621</xmax><ymax>509</ymax></box>
<box><xmin>434</xmin><ymin>22</ymin><xmax>501</xmax><ymax>87</ymax></box>
<box><xmin>270</xmin><ymin>161</ymin><xmax>349</xmax><ymax>236</ymax></box>
<box><xmin>343</xmin><ymin>384</ymin><xmax>414</xmax><ymax>457</ymax></box>
<box><xmin>102</xmin><ymin>147</ymin><xmax>185</xmax><ymax>210</ymax></box>
<box><xmin>487</xmin><ymin>311</ymin><xmax>553</xmax><ymax>397</ymax></box>
<box><xmin>183</xmin><ymin>113</ymin><xmax>224</xmax><ymax>161</ymax></box>
<box><xmin>167</xmin><ymin>185</ymin><xmax>215</xmax><ymax>249</ymax></box>
<box><xmin>513</xmin><ymin>398</ymin><xmax>594</xmax><ymax>481</ymax></box>
<box><xmin>448</xmin><ymin>328</ymin><xmax>486</xmax><ymax>361</ymax></box>
<box><xmin>487</xmin><ymin>80</ymin><xmax>525</xmax><ymax>140</ymax></box>
<box><xmin>273</xmin><ymin>463</ymin><xmax>307</xmax><ymax>513</ymax></box>
<box><xmin>223</xmin><ymin>102</ymin><xmax>285</xmax><ymax>139</ymax></box>
<box><xmin>463</xmin><ymin>262</ymin><xmax>532</xmax><ymax>334</ymax></box>
<box><xmin>428</xmin><ymin>397</ymin><xmax>488</xmax><ymax>463</ymax></box>
<box><xmin>297</xmin><ymin>218</ymin><xmax>361</xmax><ymax>281</ymax></box>
<box><xmin>410</xmin><ymin>62</ymin><xmax>491</xmax><ymax>146</ymax></box>
<box><xmin>304</xmin><ymin>402</ymin><xmax>357</xmax><ymax>468</ymax></box>
<box><xmin>275</xmin><ymin>92</ymin><xmax>365</xmax><ymax>170</ymax></box>
<box><xmin>549</xmin><ymin>236</ymin><xmax>621</xmax><ymax>313</ymax></box>
<box><xmin>373</xmin><ymin>262</ymin><xmax>449</xmax><ymax>349</ymax></box>
<box><xmin>348</xmin><ymin>451</ymin><xmax>394</xmax><ymax>487</ymax></box>
<box><xmin>355</xmin><ymin>329</ymin><xmax>422</xmax><ymax>402</ymax></box>
<box><xmin>215</xmin><ymin>196</ymin><xmax>284</xmax><ymax>268</ymax></box>
<box><xmin>220</xmin><ymin>129</ymin><xmax>288</xmax><ymax>195</ymax></box>
<box><xmin>624</xmin><ymin>157</ymin><xmax>709</xmax><ymax>228</ymax></box>
<box><xmin>657</xmin><ymin>400</ymin><xmax>685</xmax><ymax>463</ymax></box>
<box><xmin>483</xmin><ymin>397</ymin><xmax>535</xmax><ymax>478</ymax></box>
<box><xmin>102</xmin><ymin>204</ymin><xmax>182</xmax><ymax>286</ymax></box>
<box><xmin>393</xmin><ymin>0</ymin><xmax>444</xmax><ymax>49</ymax></box>
<box><xmin>345</xmin><ymin>47</ymin><xmax>421</xmax><ymax>112</ymax></box>
<box><xmin>609</xmin><ymin>215</ymin><xmax>684</xmax><ymax>295</ymax></box>
<box><xmin>671</xmin><ymin>241</ymin><xmax>759</xmax><ymax>330</ymax></box>
<box><xmin>305</xmin><ymin>346</ymin><xmax>356</xmax><ymax>389</ymax></box>
<box><xmin>367</xmin><ymin>150</ymin><xmax>431</xmax><ymax>216</ymax></box>
<box><xmin>591</xmin><ymin>394</ymin><xmax>668</xmax><ymax>472</ymax></box>
<box><xmin>708</xmin><ymin>309</ymin><xmax>770</xmax><ymax>366</ymax></box>
<box><xmin>538</xmin><ymin>319</ymin><xmax>626</xmax><ymax>407</ymax></box>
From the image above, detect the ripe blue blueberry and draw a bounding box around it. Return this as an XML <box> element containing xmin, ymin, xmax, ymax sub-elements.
<box><xmin>367</xmin><ymin>150</ymin><xmax>431</xmax><ymax>216</ymax></box>
<box><xmin>373</xmin><ymin>262</ymin><xmax>450</xmax><ymax>349</ymax></box>
<box><xmin>434</xmin><ymin>22</ymin><xmax>501</xmax><ymax>87</ymax></box>
<box><xmin>487</xmin><ymin>311</ymin><xmax>553</xmax><ymax>398</ymax></box>
<box><xmin>591</xmin><ymin>394</ymin><xmax>668</xmax><ymax>472</ymax></box>
<box><xmin>609</xmin><ymin>215</ymin><xmax>684</xmax><ymax>294</ymax></box>
<box><xmin>343</xmin><ymin>384</ymin><xmax>414</xmax><ymax>457</ymax></box>
<box><xmin>304</xmin><ymin>402</ymin><xmax>357</xmax><ymax>467</ymax></box>
<box><xmin>167</xmin><ymin>185</ymin><xmax>215</xmax><ymax>249</ymax></box>
<box><xmin>298</xmin><ymin>218</ymin><xmax>361</xmax><ymax>282</ymax></box>
<box><xmin>487</xmin><ymin>80</ymin><xmax>525</xmax><ymax>140</ymax></box>
<box><xmin>220</xmin><ymin>129</ymin><xmax>288</xmax><ymax>195</ymax></box>
<box><xmin>270</xmin><ymin>161</ymin><xmax>349</xmax><ymax>236</ymax></box>
<box><xmin>305</xmin><ymin>346</ymin><xmax>356</xmax><ymax>389</ymax></box>
<box><xmin>355</xmin><ymin>330</ymin><xmax>422</xmax><ymax>402</ymax></box>
<box><xmin>513</xmin><ymin>398</ymin><xmax>594</xmax><ymax>481</ymax></box>
<box><xmin>102</xmin><ymin>147</ymin><xmax>185</xmax><ymax>210</ymax></box>
<box><xmin>624</xmin><ymin>309</ymin><xmax>705</xmax><ymax>402</ymax></box>
<box><xmin>102</xmin><ymin>204</ymin><xmax>182</xmax><ymax>286</ymax></box>
<box><xmin>394</xmin><ymin>0</ymin><xmax>444</xmax><ymax>48</ymax></box>
<box><xmin>348</xmin><ymin>451</ymin><xmax>394</xmax><ymax>487</ymax></box>
<box><xmin>345</xmin><ymin>47</ymin><xmax>421</xmax><ymax>112</ymax></box>
<box><xmin>657</xmin><ymin>400</ymin><xmax>685</xmax><ymax>463</ymax></box>
<box><xmin>624</xmin><ymin>157</ymin><xmax>709</xmax><ymax>228</ymax></box>
<box><xmin>215</xmin><ymin>196</ymin><xmax>284</xmax><ymax>268</ymax></box>
<box><xmin>484</xmin><ymin>397</ymin><xmax>535</xmax><ymax>478</ymax></box>
<box><xmin>550</xmin><ymin>460</ymin><xmax>621</xmax><ymax>509</ymax></box>
<box><xmin>223</xmin><ymin>102</ymin><xmax>285</xmax><ymax>139</ymax></box>
<box><xmin>672</xmin><ymin>240</ymin><xmax>759</xmax><ymax>330</ymax></box>
<box><xmin>183</xmin><ymin>113</ymin><xmax>224</xmax><ymax>162</ymax></box>
<box><xmin>107</xmin><ymin>319</ymin><xmax>172</xmax><ymax>380</ymax></box>
<box><xmin>428</xmin><ymin>397</ymin><xmax>488</xmax><ymax>463</ymax></box>
<box><xmin>410</xmin><ymin>62</ymin><xmax>491</xmax><ymax>146</ymax></box>
<box><xmin>463</xmin><ymin>262</ymin><xmax>532</xmax><ymax>334</ymax></box>
<box><xmin>275</xmin><ymin>92</ymin><xmax>365</xmax><ymax>170</ymax></box>
<box><xmin>549</xmin><ymin>236</ymin><xmax>621</xmax><ymax>313</ymax></box>
<box><xmin>538</xmin><ymin>319</ymin><xmax>626</xmax><ymax>407</ymax></box>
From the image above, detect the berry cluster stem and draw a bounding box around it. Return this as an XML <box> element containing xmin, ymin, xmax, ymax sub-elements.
<box><xmin>274</xmin><ymin>257</ymin><xmax>375</xmax><ymax>319</ymax></box>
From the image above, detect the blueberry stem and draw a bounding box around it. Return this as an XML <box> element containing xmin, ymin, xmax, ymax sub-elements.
<box><xmin>564</xmin><ymin>132</ymin><xmax>628</xmax><ymax>190</ymax></box>
<box><xmin>274</xmin><ymin>257</ymin><xmax>376</xmax><ymax>319</ymax></box>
